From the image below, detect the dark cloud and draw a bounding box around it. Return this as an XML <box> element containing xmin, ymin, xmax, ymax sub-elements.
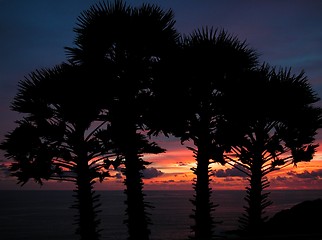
<box><xmin>178</xmin><ymin>180</ymin><xmax>189</xmax><ymax>183</ymax></box>
<box><xmin>177</xmin><ymin>162</ymin><xmax>188</xmax><ymax>166</ymax></box>
<box><xmin>287</xmin><ymin>170</ymin><xmax>322</xmax><ymax>179</ymax></box>
<box><xmin>167</xmin><ymin>180</ymin><xmax>175</xmax><ymax>183</ymax></box>
<box><xmin>112</xmin><ymin>166</ymin><xmax>166</xmax><ymax>180</ymax></box>
<box><xmin>213</xmin><ymin>168</ymin><xmax>247</xmax><ymax>178</ymax></box>
<box><xmin>115</xmin><ymin>173</ymin><xmax>123</xmax><ymax>179</ymax></box>
<box><xmin>142</xmin><ymin>167</ymin><xmax>164</xmax><ymax>179</ymax></box>
<box><xmin>0</xmin><ymin>164</ymin><xmax>11</xmax><ymax>178</ymax></box>
<box><xmin>150</xmin><ymin>179</ymin><xmax>175</xmax><ymax>184</ymax></box>
<box><xmin>273</xmin><ymin>176</ymin><xmax>289</xmax><ymax>182</ymax></box>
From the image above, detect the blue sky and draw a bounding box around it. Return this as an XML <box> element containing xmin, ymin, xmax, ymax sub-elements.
<box><xmin>2</xmin><ymin>0</ymin><xmax>322</xmax><ymax>133</ymax></box>
<box><xmin>1</xmin><ymin>0</ymin><xmax>322</xmax><ymax>189</ymax></box>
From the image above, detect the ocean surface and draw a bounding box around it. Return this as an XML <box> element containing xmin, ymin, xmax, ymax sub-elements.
<box><xmin>0</xmin><ymin>190</ymin><xmax>321</xmax><ymax>240</ymax></box>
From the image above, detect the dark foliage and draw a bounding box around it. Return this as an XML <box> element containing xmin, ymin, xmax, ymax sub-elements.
<box><xmin>0</xmin><ymin>64</ymin><xmax>116</xmax><ymax>240</ymax></box>
<box><xmin>150</xmin><ymin>27</ymin><xmax>258</xmax><ymax>240</ymax></box>
<box><xmin>217</xmin><ymin>64</ymin><xmax>322</xmax><ymax>235</ymax></box>
<box><xmin>2</xmin><ymin>2</ymin><xmax>322</xmax><ymax>240</ymax></box>
<box><xmin>65</xmin><ymin>1</ymin><xmax>178</xmax><ymax>239</ymax></box>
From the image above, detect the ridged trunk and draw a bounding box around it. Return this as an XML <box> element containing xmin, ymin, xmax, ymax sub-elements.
<box><xmin>246</xmin><ymin>156</ymin><xmax>263</xmax><ymax>234</ymax></box>
<box><xmin>191</xmin><ymin>150</ymin><xmax>214</xmax><ymax>240</ymax></box>
<box><xmin>123</xmin><ymin>128</ymin><xmax>150</xmax><ymax>240</ymax></box>
<box><xmin>239</xmin><ymin>129</ymin><xmax>271</xmax><ymax>236</ymax></box>
<box><xmin>190</xmin><ymin>128</ymin><xmax>216</xmax><ymax>240</ymax></box>
<box><xmin>73</xmin><ymin>128</ymin><xmax>101</xmax><ymax>240</ymax></box>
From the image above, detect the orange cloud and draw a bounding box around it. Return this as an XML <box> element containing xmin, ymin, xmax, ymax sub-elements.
<box><xmin>1</xmin><ymin>139</ymin><xmax>322</xmax><ymax>191</ymax></box>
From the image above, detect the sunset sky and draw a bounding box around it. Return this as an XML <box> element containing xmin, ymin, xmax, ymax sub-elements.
<box><xmin>1</xmin><ymin>0</ymin><xmax>322</xmax><ymax>190</ymax></box>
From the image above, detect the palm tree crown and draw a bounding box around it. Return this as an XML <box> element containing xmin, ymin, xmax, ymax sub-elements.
<box><xmin>218</xmin><ymin>64</ymin><xmax>322</xmax><ymax>235</ymax></box>
<box><xmin>150</xmin><ymin>27</ymin><xmax>258</xmax><ymax>240</ymax></box>
<box><xmin>1</xmin><ymin>63</ymin><xmax>116</xmax><ymax>240</ymax></box>
<box><xmin>65</xmin><ymin>1</ymin><xmax>179</xmax><ymax>239</ymax></box>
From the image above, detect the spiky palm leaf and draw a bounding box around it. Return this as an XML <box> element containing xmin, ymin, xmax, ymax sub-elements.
<box><xmin>221</xmin><ymin>64</ymin><xmax>322</xmax><ymax>235</ymax></box>
<box><xmin>65</xmin><ymin>1</ymin><xmax>179</xmax><ymax>240</ymax></box>
<box><xmin>1</xmin><ymin>63</ymin><xmax>117</xmax><ymax>240</ymax></box>
<box><xmin>150</xmin><ymin>27</ymin><xmax>259</xmax><ymax>240</ymax></box>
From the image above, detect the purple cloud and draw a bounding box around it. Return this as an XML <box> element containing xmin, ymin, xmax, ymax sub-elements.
<box><xmin>287</xmin><ymin>170</ymin><xmax>322</xmax><ymax>179</ymax></box>
<box><xmin>151</xmin><ymin>180</ymin><xmax>175</xmax><ymax>184</ymax></box>
<box><xmin>142</xmin><ymin>167</ymin><xmax>164</xmax><ymax>179</ymax></box>
<box><xmin>115</xmin><ymin>173</ymin><xmax>123</xmax><ymax>179</ymax></box>
<box><xmin>213</xmin><ymin>168</ymin><xmax>247</xmax><ymax>178</ymax></box>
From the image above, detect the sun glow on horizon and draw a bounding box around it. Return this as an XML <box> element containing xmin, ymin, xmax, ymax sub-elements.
<box><xmin>1</xmin><ymin>142</ymin><xmax>322</xmax><ymax>191</ymax></box>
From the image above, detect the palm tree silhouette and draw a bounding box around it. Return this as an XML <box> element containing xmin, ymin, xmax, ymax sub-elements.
<box><xmin>0</xmin><ymin>63</ymin><xmax>116</xmax><ymax>240</ymax></box>
<box><xmin>65</xmin><ymin>1</ymin><xmax>178</xmax><ymax>239</ymax></box>
<box><xmin>219</xmin><ymin>64</ymin><xmax>322</xmax><ymax>236</ymax></box>
<box><xmin>151</xmin><ymin>27</ymin><xmax>258</xmax><ymax>240</ymax></box>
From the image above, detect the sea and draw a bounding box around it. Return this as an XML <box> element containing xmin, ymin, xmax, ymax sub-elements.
<box><xmin>0</xmin><ymin>190</ymin><xmax>321</xmax><ymax>240</ymax></box>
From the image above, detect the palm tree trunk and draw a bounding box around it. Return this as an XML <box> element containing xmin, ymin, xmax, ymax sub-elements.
<box><xmin>73</xmin><ymin>129</ymin><xmax>101</xmax><ymax>240</ymax></box>
<box><xmin>123</xmin><ymin>155</ymin><xmax>150</xmax><ymax>240</ymax></box>
<box><xmin>74</xmin><ymin>164</ymin><xmax>100</xmax><ymax>240</ymax></box>
<box><xmin>191</xmin><ymin>140</ymin><xmax>215</xmax><ymax>240</ymax></box>
<box><xmin>246</xmin><ymin>157</ymin><xmax>263</xmax><ymax>234</ymax></box>
<box><xmin>123</xmin><ymin>129</ymin><xmax>150</xmax><ymax>240</ymax></box>
<box><xmin>239</xmin><ymin>149</ymin><xmax>266</xmax><ymax>236</ymax></box>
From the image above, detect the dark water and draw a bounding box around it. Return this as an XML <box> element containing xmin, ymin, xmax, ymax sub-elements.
<box><xmin>0</xmin><ymin>190</ymin><xmax>321</xmax><ymax>240</ymax></box>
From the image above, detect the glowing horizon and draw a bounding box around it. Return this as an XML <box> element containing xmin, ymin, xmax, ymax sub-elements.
<box><xmin>1</xmin><ymin>142</ymin><xmax>321</xmax><ymax>191</ymax></box>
